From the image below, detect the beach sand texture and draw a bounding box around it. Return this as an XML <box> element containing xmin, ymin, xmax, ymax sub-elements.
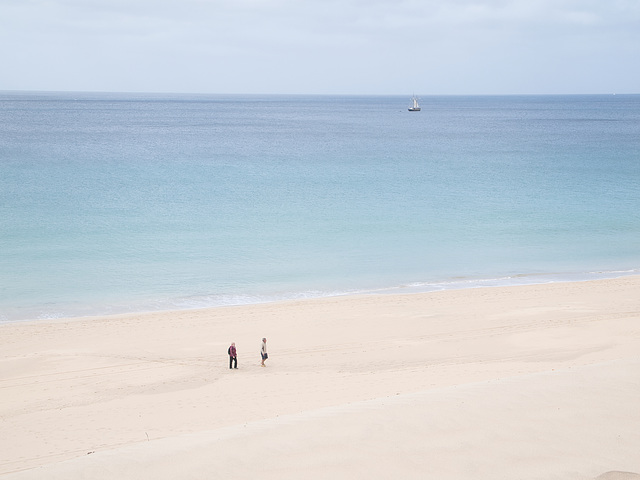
<box><xmin>1</xmin><ymin>277</ymin><xmax>639</xmax><ymax>479</ymax></box>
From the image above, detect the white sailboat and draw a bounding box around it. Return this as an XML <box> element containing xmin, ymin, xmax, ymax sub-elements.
<box><xmin>408</xmin><ymin>95</ymin><xmax>421</xmax><ymax>111</ymax></box>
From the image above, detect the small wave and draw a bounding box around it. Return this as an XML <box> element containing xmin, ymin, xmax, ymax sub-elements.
<box><xmin>365</xmin><ymin>269</ymin><xmax>640</xmax><ymax>296</ymax></box>
<box><xmin>165</xmin><ymin>287</ymin><xmax>366</xmax><ymax>311</ymax></box>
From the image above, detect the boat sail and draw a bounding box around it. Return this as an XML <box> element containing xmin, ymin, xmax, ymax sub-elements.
<box><xmin>408</xmin><ymin>95</ymin><xmax>421</xmax><ymax>111</ymax></box>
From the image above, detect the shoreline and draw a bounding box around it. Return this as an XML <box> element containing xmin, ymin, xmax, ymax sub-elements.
<box><xmin>3</xmin><ymin>267</ymin><xmax>639</xmax><ymax>325</ymax></box>
<box><xmin>1</xmin><ymin>276</ymin><xmax>639</xmax><ymax>479</ymax></box>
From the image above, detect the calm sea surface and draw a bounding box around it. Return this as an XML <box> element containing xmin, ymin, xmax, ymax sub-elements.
<box><xmin>1</xmin><ymin>92</ymin><xmax>639</xmax><ymax>322</ymax></box>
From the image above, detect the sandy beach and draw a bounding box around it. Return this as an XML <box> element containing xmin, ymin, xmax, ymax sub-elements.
<box><xmin>1</xmin><ymin>277</ymin><xmax>639</xmax><ymax>479</ymax></box>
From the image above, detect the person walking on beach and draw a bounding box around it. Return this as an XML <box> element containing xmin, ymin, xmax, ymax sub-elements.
<box><xmin>228</xmin><ymin>342</ymin><xmax>237</xmax><ymax>369</ymax></box>
<box><xmin>260</xmin><ymin>338</ymin><xmax>268</xmax><ymax>367</ymax></box>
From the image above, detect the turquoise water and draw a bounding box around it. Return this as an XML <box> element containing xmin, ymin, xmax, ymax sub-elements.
<box><xmin>1</xmin><ymin>93</ymin><xmax>639</xmax><ymax>322</ymax></box>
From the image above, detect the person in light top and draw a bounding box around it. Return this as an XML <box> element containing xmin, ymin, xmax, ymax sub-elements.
<box><xmin>260</xmin><ymin>338</ymin><xmax>268</xmax><ymax>367</ymax></box>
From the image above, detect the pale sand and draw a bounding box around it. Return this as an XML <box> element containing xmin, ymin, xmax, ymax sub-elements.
<box><xmin>1</xmin><ymin>277</ymin><xmax>639</xmax><ymax>479</ymax></box>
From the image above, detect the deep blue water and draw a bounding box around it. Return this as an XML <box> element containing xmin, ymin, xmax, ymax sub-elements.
<box><xmin>1</xmin><ymin>92</ymin><xmax>639</xmax><ymax>322</ymax></box>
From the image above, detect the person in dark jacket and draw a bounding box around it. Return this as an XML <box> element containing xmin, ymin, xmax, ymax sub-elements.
<box><xmin>228</xmin><ymin>342</ymin><xmax>237</xmax><ymax>369</ymax></box>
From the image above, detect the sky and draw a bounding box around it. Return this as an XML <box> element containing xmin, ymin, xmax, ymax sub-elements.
<box><xmin>1</xmin><ymin>0</ymin><xmax>639</xmax><ymax>95</ymax></box>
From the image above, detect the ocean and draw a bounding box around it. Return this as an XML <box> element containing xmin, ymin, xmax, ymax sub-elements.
<box><xmin>1</xmin><ymin>92</ymin><xmax>639</xmax><ymax>322</ymax></box>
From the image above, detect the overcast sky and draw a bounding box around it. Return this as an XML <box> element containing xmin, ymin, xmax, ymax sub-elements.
<box><xmin>1</xmin><ymin>0</ymin><xmax>638</xmax><ymax>95</ymax></box>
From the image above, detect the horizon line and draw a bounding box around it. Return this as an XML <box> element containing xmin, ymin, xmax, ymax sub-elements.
<box><xmin>1</xmin><ymin>89</ymin><xmax>638</xmax><ymax>97</ymax></box>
